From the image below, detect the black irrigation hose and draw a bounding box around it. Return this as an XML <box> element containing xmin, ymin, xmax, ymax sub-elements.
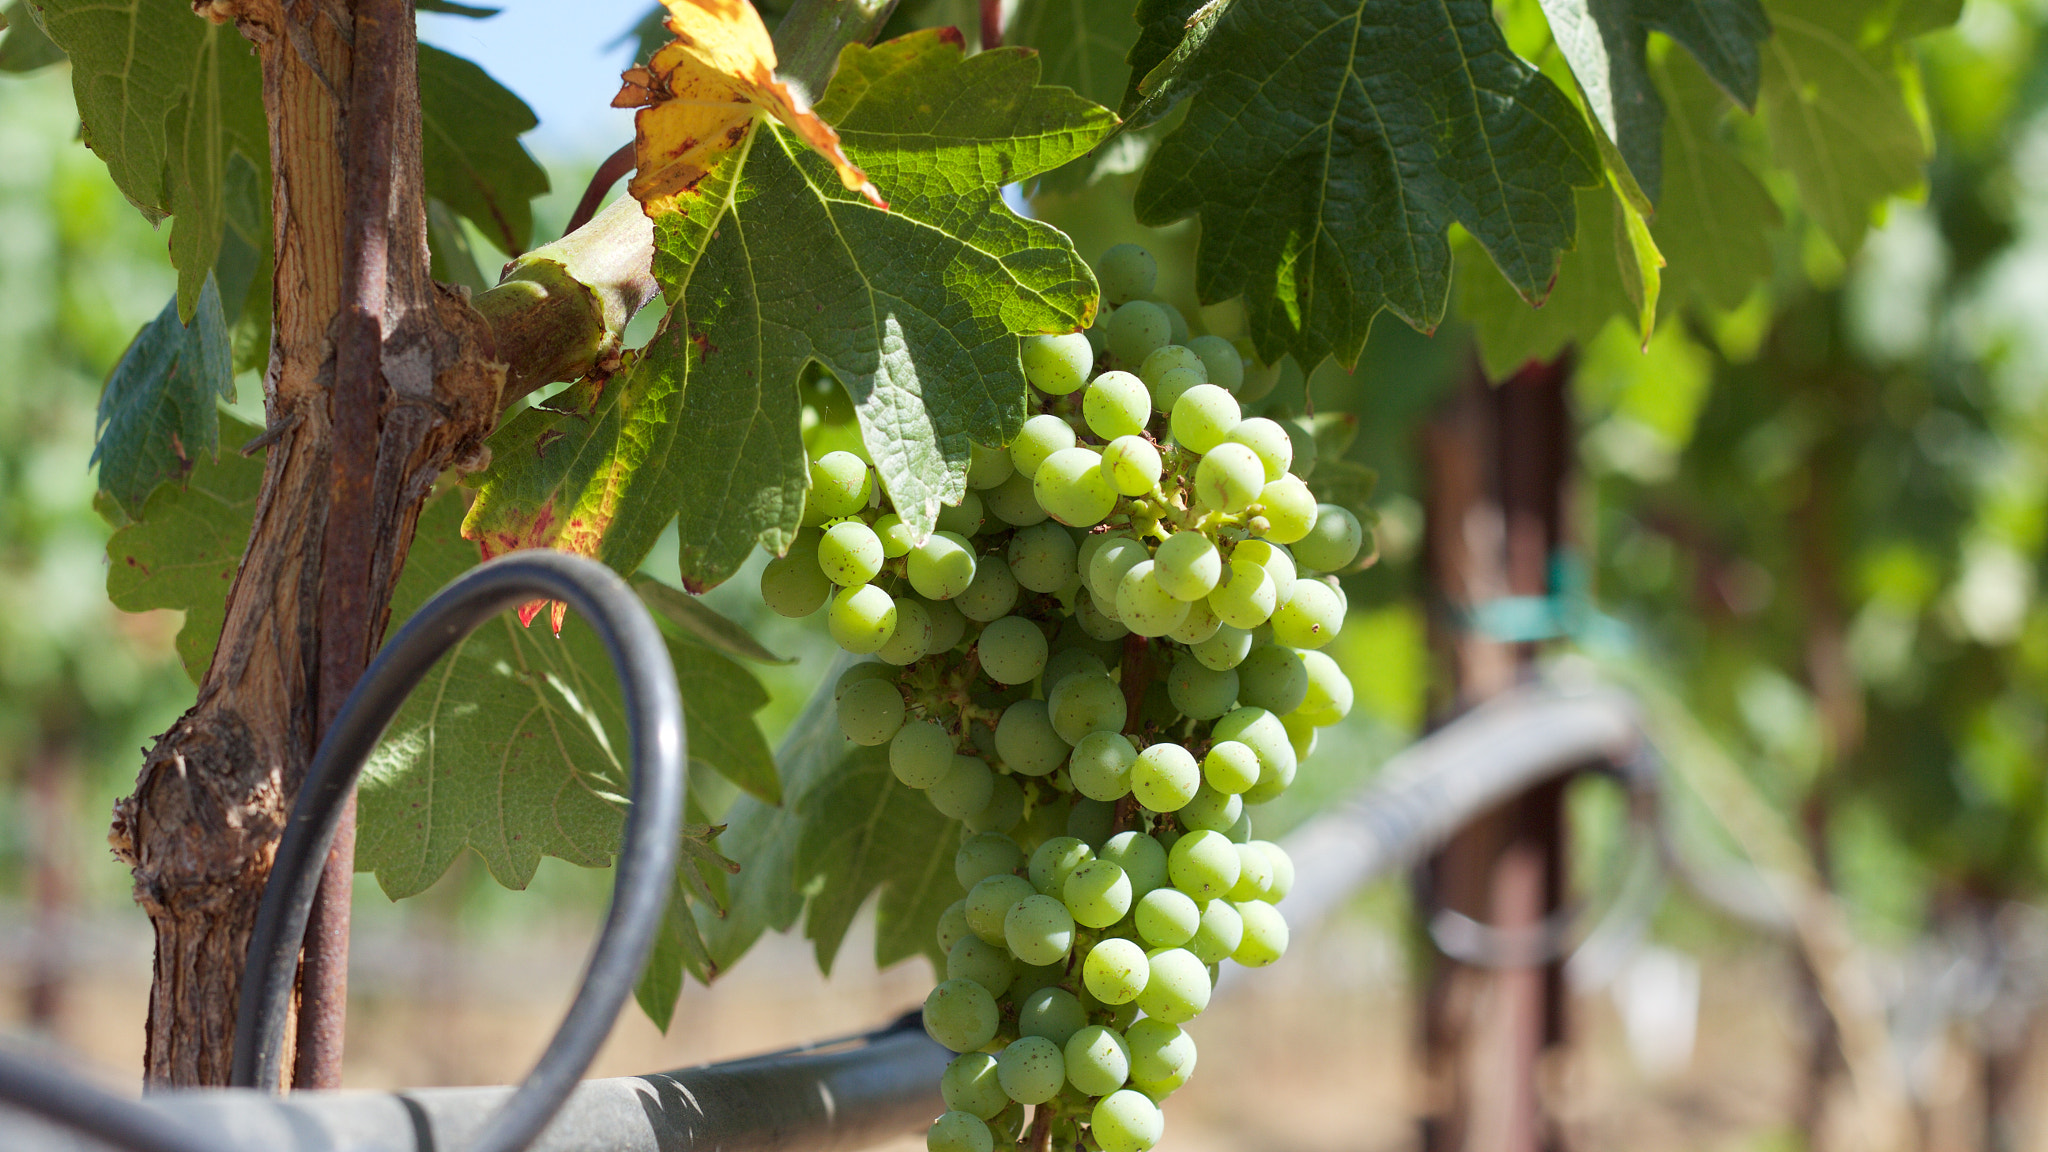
<box><xmin>230</xmin><ymin>551</ymin><xmax>686</xmax><ymax>1152</ymax></box>
<box><xmin>0</xmin><ymin>1043</ymin><xmax>225</xmax><ymax>1152</ymax></box>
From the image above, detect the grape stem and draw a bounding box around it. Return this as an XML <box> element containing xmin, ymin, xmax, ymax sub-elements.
<box><xmin>1022</xmin><ymin>1101</ymin><xmax>1054</xmax><ymax>1152</ymax></box>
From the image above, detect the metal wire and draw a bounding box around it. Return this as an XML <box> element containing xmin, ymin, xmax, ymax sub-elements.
<box><xmin>0</xmin><ymin>1042</ymin><xmax>229</xmax><ymax>1152</ymax></box>
<box><xmin>229</xmin><ymin>551</ymin><xmax>686</xmax><ymax>1152</ymax></box>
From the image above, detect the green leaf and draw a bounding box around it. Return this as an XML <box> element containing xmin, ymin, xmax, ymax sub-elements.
<box><xmin>0</xmin><ymin>0</ymin><xmax>63</xmax><ymax>72</ymax></box>
<box><xmin>1118</xmin><ymin>0</ymin><xmax>1222</xmax><ymax>129</ymax></box>
<box><xmin>35</xmin><ymin>0</ymin><xmax>267</xmax><ymax>321</ymax></box>
<box><xmin>1133</xmin><ymin>0</ymin><xmax>1603</xmax><ymax>370</ymax></box>
<box><xmin>92</xmin><ymin>276</ymin><xmax>234</xmax><ymax>517</ymax></box>
<box><xmin>418</xmin><ymin>45</ymin><xmax>550</xmax><ymax>256</ymax></box>
<box><xmin>635</xmin><ymin>576</ymin><xmax>793</xmax><ymax>665</ymax></box>
<box><xmin>1009</xmin><ymin>0</ymin><xmax>1138</xmax><ymax>110</ymax></box>
<box><xmin>1656</xmin><ymin>51</ymin><xmax>1781</xmax><ymax>312</ymax></box>
<box><xmin>428</xmin><ymin>197</ymin><xmax>491</xmax><ymax>294</ymax></box>
<box><xmin>1309</xmin><ymin>459</ymin><xmax>1377</xmax><ymax>525</ymax></box>
<box><xmin>105</xmin><ymin>416</ymin><xmax>265</xmax><ymax>683</ymax></box>
<box><xmin>1458</xmin><ymin>185</ymin><xmax>1633</xmax><ymax>378</ymax></box>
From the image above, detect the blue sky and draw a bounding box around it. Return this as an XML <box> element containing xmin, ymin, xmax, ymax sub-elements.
<box><xmin>419</xmin><ymin>2</ymin><xmax>657</xmax><ymax>162</ymax></box>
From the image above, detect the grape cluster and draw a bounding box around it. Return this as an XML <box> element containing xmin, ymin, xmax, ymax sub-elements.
<box><xmin>762</xmin><ymin>242</ymin><xmax>1365</xmax><ymax>1152</ymax></box>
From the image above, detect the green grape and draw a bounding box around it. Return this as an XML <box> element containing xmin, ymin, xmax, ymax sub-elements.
<box><xmin>924</xmin><ymin>979</ymin><xmax>1000</xmax><ymax>1052</ymax></box>
<box><xmin>936</xmin><ymin>490</ymin><xmax>986</xmax><ymax>537</ymax></box>
<box><xmin>1191</xmin><ymin>623</ymin><xmax>1253</xmax><ymax>670</ymax></box>
<box><xmin>1271</xmin><ymin>579</ymin><xmax>1343</xmax><ymax>649</ymax></box>
<box><xmin>1292</xmin><ymin>503</ymin><xmax>1363</xmax><ymax>572</ymax></box>
<box><xmin>1098</xmin><ymin>830</ymin><xmax>1168</xmax><ymax>896</ymax></box>
<box><xmin>1101</xmin><ymin>435</ymin><xmax>1163</xmax><ymax>497</ymax></box>
<box><xmin>937</xmin><ymin>898</ymin><xmax>973</xmax><ymax>954</ymax></box>
<box><xmin>1169</xmin><ymin>383</ymin><xmax>1241</xmax><ymax>454</ymax></box>
<box><xmin>1139</xmin><ymin>344</ymin><xmax>1205</xmax><ymax>391</ymax></box>
<box><xmin>967</xmin><ymin>442</ymin><xmax>1014</xmax><ymax>490</ymax></box>
<box><xmin>947</xmin><ymin>934</ymin><xmax>1016</xmax><ymax>997</ymax></box>
<box><xmin>1085</xmin><ymin>370</ymin><xmax>1152</xmax><ymax>440</ymax></box>
<box><xmin>967</xmin><ymin>873</ymin><xmax>1036</xmax><ymax>944</ymax></box>
<box><xmin>1130</xmin><ymin>742</ymin><xmax>1199</xmax><ymax>812</ymax></box>
<box><xmin>1106</xmin><ymin>301</ymin><xmax>1171</xmax><ymax>365</ymax></box>
<box><xmin>1135</xmin><ymin>948</ymin><xmax>1210</xmax><ymax>1024</ymax></box>
<box><xmin>827</xmin><ymin>584</ymin><xmax>897</xmax><ymax>653</ymax></box>
<box><xmin>1178</xmin><ymin>783</ymin><xmax>1242</xmax><ymax>834</ymax></box>
<box><xmin>1011</xmin><ymin>413</ymin><xmax>1078</xmax><ymax>478</ymax></box>
<box><xmin>984</xmin><ymin>468</ymin><xmax>1050</xmax><ymax>527</ymax></box>
<box><xmin>1023</xmin><ymin>332</ymin><xmax>1094</xmax><ymax>396</ymax></box>
<box><xmin>1207</xmin><ymin>559</ymin><xmax>1276</xmax><ymax>629</ymax></box>
<box><xmin>1011</xmin><ymin>962</ymin><xmax>1066</xmax><ymax>1004</ymax></box>
<box><xmin>980</xmin><ymin>617</ymin><xmax>1050</xmax><ymax>687</ymax></box>
<box><xmin>761</xmin><ymin>530</ymin><xmax>832</xmax><ymax>617</ymax></box>
<box><xmin>1225</xmin><ymin>416</ymin><xmax>1293</xmax><ymax>481</ymax></box>
<box><xmin>1153</xmin><ymin>532</ymin><xmax>1221</xmax><ymax>601</ymax></box>
<box><xmin>1028</xmin><ymin>835</ymin><xmax>1094</xmax><ymax>895</ymax></box>
<box><xmin>1186</xmin><ymin>334</ymin><xmax>1244</xmax><ymax>394</ymax></box>
<box><xmin>1168</xmin><ymin>829</ymin><xmax>1240</xmax><ymax>898</ymax></box>
<box><xmin>957</xmin><ymin>832</ymin><xmax>1026</xmax><ymax>890</ymax></box>
<box><xmin>1018</xmin><ymin>987</ymin><xmax>1087</xmax><ymax>1047</ymax></box>
<box><xmin>1007</xmin><ymin>522</ymin><xmax>1078</xmax><ymax>593</ymax></box>
<box><xmin>1212</xmin><ymin>706</ymin><xmax>1296</xmax><ymax>784</ymax></box>
<box><xmin>1254</xmin><ymin>475</ymin><xmax>1317</xmax><ymax>544</ymax></box>
<box><xmin>803</xmin><ymin>451</ymin><xmax>873</xmax><ymax>526</ymax></box>
<box><xmin>1280</xmin><ymin>709</ymin><xmax>1314</xmax><ymax>762</ymax></box>
<box><xmin>1256</xmin><ymin>841</ymin><xmax>1295</xmax><ymax>902</ymax></box>
<box><xmin>1048</xmin><ymin>672</ymin><xmax>1127</xmax><ymax>744</ymax></box>
<box><xmin>1203</xmin><ymin>740</ymin><xmax>1261</xmax><ymax>795</ymax></box>
<box><xmin>1005</xmin><ymin>893</ymin><xmax>1076</xmax><ymax>967</ymax></box>
<box><xmin>1042</xmin><ymin>646</ymin><xmax>1110</xmax><ymax>690</ymax></box>
<box><xmin>1092</xmin><ymin>1090</ymin><xmax>1163</xmax><ymax>1152</ymax></box>
<box><xmin>1232</xmin><ymin>900</ymin><xmax>1288</xmax><ymax>966</ymax></box>
<box><xmin>1068</xmin><ymin>730</ymin><xmax>1136</xmax><ymax>801</ymax></box>
<box><xmin>924</xmin><ymin>596</ymin><xmax>968</xmax><ymax>652</ymax></box>
<box><xmin>942</xmin><ymin>1052</ymin><xmax>1010</xmax><ymax>1120</ymax></box>
<box><xmin>1125</xmin><ymin>1018</ymin><xmax>1196</xmax><ymax>1097</ymax></box>
<box><xmin>1169</xmin><ymin>597</ymin><xmax>1223</xmax><ymax>645</ymax></box>
<box><xmin>931</xmin><ymin>755</ymin><xmax>997</xmax><ymax>821</ymax></box>
<box><xmin>956</xmin><ymin>554</ymin><xmax>1019</xmax><ymax>622</ymax></box>
<box><xmin>836</xmin><ymin>678</ymin><xmax>905</xmax><ymax>745</ymax></box>
<box><xmin>1134</xmin><ymin>887</ymin><xmax>1200</xmax><ymax>948</ymax></box>
<box><xmin>873</xmin><ymin>513</ymin><xmax>918</xmax><ymax>558</ymax></box>
<box><xmin>1236</xmin><ymin>644</ymin><xmax>1308</xmax><ymax>714</ymax></box>
<box><xmin>1227</xmin><ymin>841</ymin><xmax>1274</xmax><ymax>902</ymax></box>
<box><xmin>1034</xmin><ymin>446</ymin><xmax>1117</xmax><ymax>527</ymax></box>
<box><xmin>1187</xmin><ymin>899</ymin><xmax>1243</xmax><ymax>965</ymax></box>
<box><xmin>928</xmin><ymin>1110</ymin><xmax>994</xmax><ymax>1152</ymax></box>
<box><xmin>890</xmin><ymin>720</ymin><xmax>955</xmax><ymax>788</ymax></box>
<box><xmin>1096</xmin><ymin>243</ymin><xmax>1158</xmax><ymax>304</ymax></box>
<box><xmin>1063</xmin><ymin>859</ymin><xmax>1132</xmax><ymax>928</ymax></box>
<box><xmin>964</xmin><ymin>774</ymin><xmax>1025</xmax><ymax>834</ymax></box>
<box><xmin>1225</xmin><ymin>807</ymin><xmax>1253</xmax><ymax>844</ymax></box>
<box><xmin>1149</xmin><ymin>365</ymin><xmax>1207</xmax><ymax>415</ymax></box>
<box><xmin>876</xmin><ymin>598</ymin><xmax>933</xmax><ymax>666</ymax></box>
<box><xmin>1115</xmin><ymin>561</ymin><xmax>1190</xmax><ymax>637</ymax></box>
<box><xmin>1082</xmin><ymin>938</ymin><xmax>1149</xmax><ymax>1004</ymax></box>
<box><xmin>1160</xmin><ymin>302</ymin><xmax>1190</xmax><ymax>345</ymax></box>
<box><xmin>1295</xmin><ymin>649</ymin><xmax>1353</xmax><ymax>726</ymax></box>
<box><xmin>994</xmin><ymin>698</ymin><xmax>1066</xmax><ymax>775</ymax></box>
<box><xmin>835</xmin><ymin>660</ymin><xmax>896</xmax><ymax>698</ymax></box>
<box><xmin>907</xmin><ymin>530</ymin><xmax>977</xmax><ymax>601</ymax></box>
<box><xmin>1237</xmin><ymin>347</ymin><xmax>1282</xmax><ymax>405</ymax></box>
<box><xmin>1064</xmin><ymin>1024</ymin><xmax>1132</xmax><ymax>1097</ymax></box>
<box><xmin>1167</xmin><ymin>657</ymin><xmax>1239</xmax><ymax>720</ymax></box>
<box><xmin>996</xmin><ymin>1035</ymin><xmax>1066</xmax><ymax>1105</ymax></box>
<box><xmin>1086</xmin><ymin>534</ymin><xmax>1149</xmax><ymax>604</ymax></box>
<box><xmin>1075</xmin><ymin>588</ymin><xmax>1130</xmax><ymax>641</ymax></box>
<box><xmin>1239</xmin><ymin>747</ymin><xmax>1297</xmax><ymax>806</ymax></box>
<box><xmin>1236</xmin><ymin>538</ymin><xmax>1297</xmax><ymax>590</ymax></box>
<box><xmin>1067</xmin><ymin>797</ymin><xmax>1116</xmax><ymax>848</ymax></box>
<box><xmin>1195</xmin><ymin>442</ymin><xmax>1266</xmax><ymax>513</ymax></box>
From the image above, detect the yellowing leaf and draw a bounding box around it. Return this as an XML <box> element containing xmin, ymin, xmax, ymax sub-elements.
<box><xmin>615</xmin><ymin>0</ymin><xmax>883</xmax><ymax>216</ymax></box>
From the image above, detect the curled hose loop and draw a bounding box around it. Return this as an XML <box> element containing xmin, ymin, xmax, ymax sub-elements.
<box><xmin>230</xmin><ymin>551</ymin><xmax>686</xmax><ymax>1152</ymax></box>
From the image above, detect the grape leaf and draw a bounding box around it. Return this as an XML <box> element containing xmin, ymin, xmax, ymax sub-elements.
<box><xmin>1458</xmin><ymin>186</ymin><xmax>1632</xmax><ymax>378</ymax></box>
<box><xmin>1009</xmin><ymin>0</ymin><xmax>1138</xmax><ymax>110</ymax></box>
<box><xmin>34</xmin><ymin>0</ymin><xmax>266</xmax><ymax>321</ymax></box>
<box><xmin>1657</xmin><ymin>51</ymin><xmax>1780</xmax><ymax>312</ymax></box>
<box><xmin>92</xmin><ymin>276</ymin><xmax>234</xmax><ymax>517</ymax></box>
<box><xmin>0</xmin><ymin>0</ymin><xmax>62</xmax><ymax>72</ymax></box>
<box><xmin>635</xmin><ymin>576</ymin><xmax>793</xmax><ymax>665</ymax></box>
<box><xmin>1117</xmin><ymin>0</ymin><xmax>1222</xmax><ymax>130</ymax></box>
<box><xmin>1133</xmin><ymin>0</ymin><xmax>1602</xmax><ymax>370</ymax></box>
<box><xmin>418</xmin><ymin>45</ymin><xmax>550</xmax><ymax>256</ymax></box>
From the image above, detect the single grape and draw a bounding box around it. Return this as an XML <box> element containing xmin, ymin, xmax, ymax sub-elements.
<box><xmin>1011</xmin><ymin>962</ymin><xmax>1066</xmax><ymax>1004</ymax></box>
<box><xmin>1063</xmin><ymin>858</ymin><xmax>1133</xmax><ymax>929</ymax></box>
<box><xmin>1226</xmin><ymin>840</ymin><xmax>1274</xmax><ymax>902</ymax></box>
<box><xmin>1086</xmin><ymin>534</ymin><xmax>1149</xmax><ymax>604</ymax></box>
<box><xmin>1236</xmin><ymin>644</ymin><xmax>1308</xmax><ymax>714</ymax></box>
<box><xmin>1007</xmin><ymin>522</ymin><xmax>1078</xmax><ymax>593</ymax></box>
<box><xmin>936</xmin><ymin>490</ymin><xmax>985</xmax><ymax>538</ymax></box>
<box><xmin>967</xmin><ymin>442</ymin><xmax>1014</xmax><ymax>490</ymax></box>
<box><xmin>1168</xmin><ymin>829</ymin><xmax>1240</xmax><ymax>899</ymax></box>
<box><xmin>1152</xmin><ymin>532</ymin><xmax>1221</xmax><ymax>601</ymax></box>
<box><xmin>924</xmin><ymin>979</ymin><xmax>1000</xmax><ymax>1052</ymax></box>
<box><xmin>1256</xmin><ymin>841</ymin><xmax>1295</xmax><ymax>902</ymax></box>
<box><xmin>1068</xmin><ymin>730</ymin><xmax>1137</xmax><ymax>801</ymax></box>
<box><xmin>1254</xmin><ymin>474</ymin><xmax>1317</xmax><ymax>543</ymax></box>
<box><xmin>1169</xmin><ymin>596</ymin><xmax>1223</xmax><ymax>645</ymax></box>
<box><xmin>1167</xmin><ymin>656</ymin><xmax>1239</xmax><ymax>721</ymax></box>
<box><xmin>1139</xmin><ymin>344</ymin><xmax>1205</xmax><ymax>392</ymax></box>
<box><xmin>803</xmin><ymin>451</ymin><xmax>873</xmax><ymax>525</ymax></box>
<box><xmin>1207</xmin><ymin>559</ymin><xmax>1276</xmax><ymax>629</ymax></box>
<box><xmin>1075</xmin><ymin>588</ymin><xmax>1131</xmax><ymax>641</ymax></box>
<box><xmin>966</xmin><ymin>769</ymin><xmax>1026</xmax><ymax>836</ymax></box>
<box><xmin>1225</xmin><ymin>417</ymin><xmax>1293</xmax><ymax>480</ymax></box>
<box><xmin>930</xmin><ymin>755</ymin><xmax>997</xmax><ymax>821</ymax></box>
<box><xmin>947</xmin><ymin>934</ymin><xmax>1016</xmax><ymax>997</ymax></box>
<box><xmin>1149</xmin><ymin>365</ymin><xmax>1207</xmax><ymax>415</ymax></box>
<box><xmin>956</xmin><ymin>554</ymin><xmax>1019</xmax><ymax>622</ymax></box>
<box><xmin>1135</xmin><ymin>947</ymin><xmax>1210</xmax><ymax>1024</ymax></box>
<box><xmin>1096</xmin><ymin>243</ymin><xmax>1158</xmax><ymax>304</ymax></box>
<box><xmin>942</xmin><ymin>1052</ymin><xmax>1010</xmax><ymax>1120</ymax></box>
<box><xmin>966</xmin><ymin>873</ymin><xmax>1036</xmax><ymax>944</ymax></box>
<box><xmin>1233</xmin><ymin>900</ymin><xmax>1289</xmax><ymax>965</ymax></box>
<box><xmin>1091</xmin><ymin>1090</ymin><xmax>1163</xmax><ymax>1152</ymax></box>
<box><xmin>1018</xmin><ymin>986</ymin><xmax>1087</xmax><ymax>1046</ymax></box>
<box><xmin>1048</xmin><ymin>671</ymin><xmax>1127</xmax><ymax>744</ymax></box>
<box><xmin>924</xmin><ymin>596</ymin><xmax>968</xmax><ymax>652</ymax></box>
<box><xmin>1239</xmin><ymin>746</ymin><xmax>1298</xmax><ymax>805</ymax></box>
<box><xmin>1042</xmin><ymin>645</ymin><xmax>1110</xmax><ymax>690</ymax></box>
<box><xmin>1186</xmin><ymin>334</ymin><xmax>1244</xmax><ymax>394</ymax></box>
<box><xmin>1067</xmin><ymin>796</ymin><xmax>1116</xmax><ymax>848</ymax></box>
<box><xmin>890</xmin><ymin>720</ymin><xmax>955</xmax><ymax>788</ymax></box>
<box><xmin>835</xmin><ymin>660</ymin><xmax>896</xmax><ymax>698</ymax></box>
<box><xmin>996</xmin><ymin>1035</ymin><xmax>1065</xmax><ymax>1105</ymax></box>
<box><xmin>1134</xmin><ymin>887</ymin><xmax>1200</xmax><ymax>948</ymax></box>
<box><xmin>957</xmin><ymin>831</ymin><xmax>1026</xmax><ymax>890</ymax></box>
<box><xmin>1195</xmin><ymin>442</ymin><xmax>1265</xmax><ymax>513</ymax></box>
<box><xmin>983</xmin><ymin>468</ymin><xmax>1049</xmax><ymax>527</ymax></box>
<box><xmin>1027</xmin><ymin>835</ymin><xmax>1094</xmax><ymax>895</ymax></box>
<box><xmin>988</xmin><ymin>1102</ymin><xmax>1026</xmax><ymax>1145</ymax></box>
<box><xmin>977</xmin><ymin>618</ymin><xmax>1049</xmax><ymax>689</ymax></box>
<box><xmin>1106</xmin><ymin>301</ymin><xmax>1171</xmax><ymax>365</ymax></box>
<box><xmin>993</xmin><ymin>698</ymin><xmax>1066</xmax><ymax>776</ymax></box>
<box><xmin>836</xmin><ymin>677</ymin><xmax>905</xmax><ymax>745</ymax></box>
<box><xmin>1187</xmin><ymin>898</ymin><xmax>1244</xmax><ymax>965</ymax></box>
<box><xmin>1034</xmin><ymin>446</ymin><xmax>1116</xmax><ymax>527</ymax></box>
<box><xmin>876</xmin><ymin>598</ymin><xmax>933</xmax><ymax>666</ymax></box>
<box><xmin>1178</xmin><ymin>783</ymin><xmax>1242</xmax><ymax>834</ymax></box>
<box><xmin>1292</xmin><ymin>503</ymin><xmax>1364</xmax><ymax>572</ymax></box>
<box><xmin>1211</xmin><ymin>706</ymin><xmax>1296</xmax><ymax>784</ymax></box>
<box><xmin>1236</xmin><ymin>538</ymin><xmax>1297</xmax><ymax>591</ymax></box>
<box><xmin>1115</xmin><ymin>560</ymin><xmax>1190</xmax><ymax>637</ymax></box>
<box><xmin>1203</xmin><ymin>740</ymin><xmax>1262</xmax><ymax>794</ymax></box>
<box><xmin>1130</xmin><ymin>742</ymin><xmax>1199</xmax><ymax>812</ymax></box>
<box><xmin>1023</xmin><ymin>332</ymin><xmax>1094</xmax><ymax>396</ymax></box>
<box><xmin>1295</xmin><ymin>649</ymin><xmax>1353</xmax><ymax>726</ymax></box>
<box><xmin>1082</xmin><ymin>937</ymin><xmax>1149</xmax><ymax>1004</ymax></box>
<box><xmin>1011</xmin><ymin>413</ymin><xmax>1077</xmax><ymax>478</ymax></box>
<box><xmin>1099</xmin><ymin>830</ymin><xmax>1168</xmax><ymax>896</ymax></box>
<box><xmin>1225</xmin><ymin>807</ymin><xmax>1253</xmax><ymax>844</ymax></box>
<box><xmin>1281</xmin><ymin>709</ymin><xmax>1316</xmax><ymax>762</ymax></box>
<box><xmin>1005</xmin><ymin>893</ymin><xmax>1076</xmax><ymax>967</ymax></box>
<box><xmin>1065</xmin><ymin>1024</ymin><xmax>1132</xmax><ymax>1097</ymax></box>
<box><xmin>1237</xmin><ymin>345</ymin><xmax>1282</xmax><ymax>404</ymax></box>
<box><xmin>1124</xmin><ymin>1018</ymin><xmax>1196</xmax><ymax>1097</ymax></box>
<box><xmin>1271</xmin><ymin>579</ymin><xmax>1343</xmax><ymax>649</ymax></box>
<box><xmin>1160</xmin><ymin>302</ymin><xmax>1190</xmax><ymax>345</ymax></box>
<box><xmin>936</xmin><ymin>898</ymin><xmax>972</xmax><ymax>954</ymax></box>
<box><xmin>905</xmin><ymin>530</ymin><xmax>976</xmax><ymax>601</ymax></box>
<box><xmin>872</xmin><ymin>513</ymin><xmax>918</xmax><ymax>558</ymax></box>
<box><xmin>1191</xmin><ymin>623</ymin><xmax>1253</xmax><ymax>671</ymax></box>
<box><xmin>827</xmin><ymin>584</ymin><xmax>897</xmax><ymax>653</ymax></box>
<box><xmin>760</xmin><ymin>530</ymin><xmax>831</xmax><ymax>617</ymax></box>
<box><xmin>1101</xmin><ymin>435</ymin><xmax>1163</xmax><ymax>497</ymax></box>
<box><xmin>1084</xmin><ymin>370</ymin><xmax>1153</xmax><ymax>440</ymax></box>
<box><xmin>928</xmin><ymin>1110</ymin><xmax>994</xmax><ymax>1152</ymax></box>
<box><xmin>1170</xmin><ymin>383</ymin><xmax>1241</xmax><ymax>454</ymax></box>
